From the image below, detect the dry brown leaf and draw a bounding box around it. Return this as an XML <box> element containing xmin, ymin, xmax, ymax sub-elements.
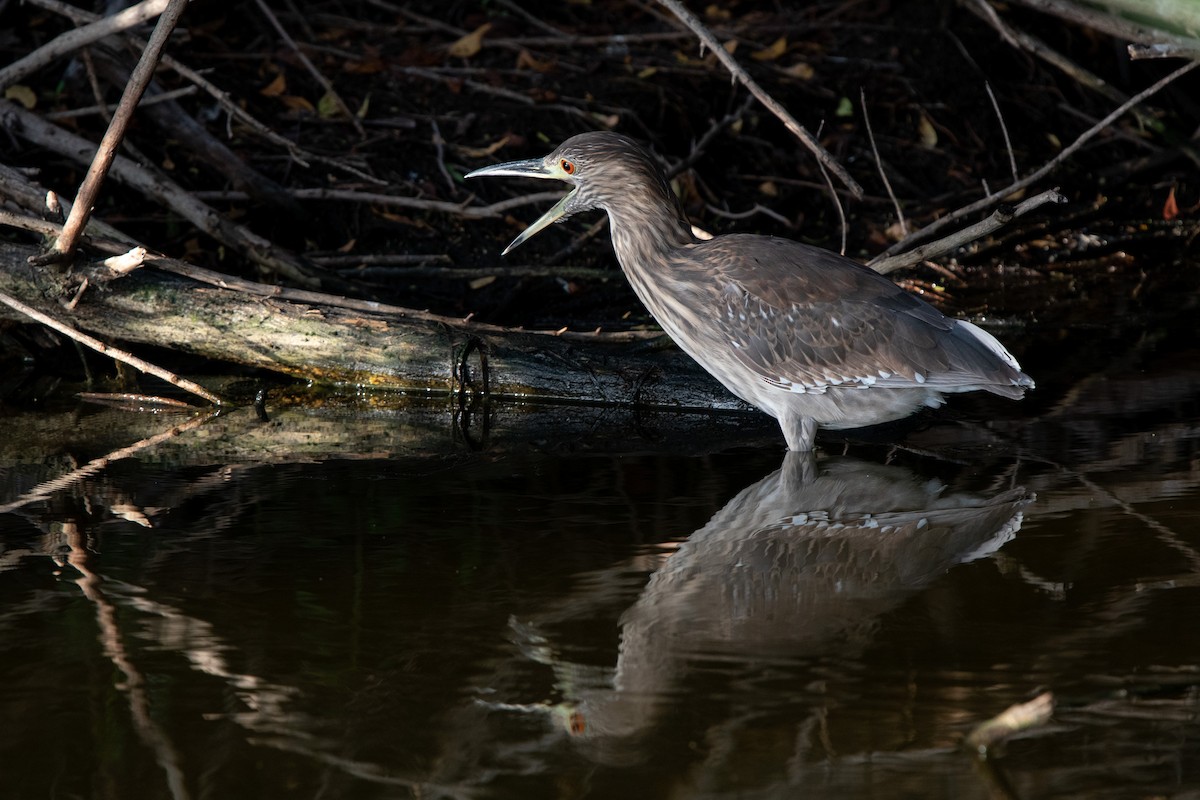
<box><xmin>469</xmin><ymin>275</ymin><xmax>497</xmax><ymax>290</ymax></box>
<box><xmin>782</xmin><ymin>61</ymin><xmax>814</xmax><ymax>80</ymax></box>
<box><xmin>337</xmin><ymin>238</ymin><xmax>357</xmax><ymax>253</ymax></box>
<box><xmin>516</xmin><ymin>49</ymin><xmax>553</xmax><ymax>72</ymax></box>
<box><xmin>722</xmin><ymin>39</ymin><xmax>738</xmax><ymax>55</ymax></box>
<box><xmin>260</xmin><ymin>73</ymin><xmax>286</xmax><ymax>97</ymax></box>
<box><xmin>1163</xmin><ymin>185</ymin><xmax>1179</xmax><ymax>221</ymax></box>
<box><xmin>343</xmin><ymin>57</ymin><xmax>385</xmax><ymax>75</ymax></box>
<box><xmin>758</xmin><ymin>180</ymin><xmax>778</xmax><ymax>198</ymax></box>
<box><xmin>4</xmin><ymin>85</ymin><xmax>36</xmax><ymax>109</ymax></box>
<box><xmin>280</xmin><ymin>95</ymin><xmax>315</xmax><ymax>113</ymax></box>
<box><xmin>457</xmin><ymin>135</ymin><xmax>512</xmax><ymax>158</ymax></box>
<box><xmin>705</xmin><ymin>4</ymin><xmax>731</xmax><ymax>21</ymax></box>
<box><xmin>917</xmin><ymin>112</ymin><xmax>938</xmax><ymax>148</ymax></box>
<box><xmin>752</xmin><ymin>36</ymin><xmax>787</xmax><ymax>61</ymax></box>
<box><xmin>448</xmin><ymin>23</ymin><xmax>492</xmax><ymax>58</ymax></box>
<box><xmin>637</xmin><ymin>66</ymin><xmax>658</xmax><ymax>79</ymax></box>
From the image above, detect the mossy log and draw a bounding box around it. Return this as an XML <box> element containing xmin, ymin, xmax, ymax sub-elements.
<box><xmin>0</xmin><ymin>240</ymin><xmax>745</xmax><ymax>412</ymax></box>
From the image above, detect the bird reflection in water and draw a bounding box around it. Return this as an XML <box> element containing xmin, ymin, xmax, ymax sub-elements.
<box><xmin>505</xmin><ymin>451</ymin><xmax>1029</xmax><ymax>767</ymax></box>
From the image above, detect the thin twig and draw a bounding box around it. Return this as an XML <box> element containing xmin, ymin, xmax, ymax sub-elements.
<box><xmin>808</xmin><ymin>120</ymin><xmax>848</xmax><ymax>255</ymax></box>
<box><xmin>653</xmin><ymin>0</ymin><xmax>864</xmax><ymax>199</ymax></box>
<box><xmin>310</xmin><ymin>253</ymin><xmax>451</xmax><ymax>266</ymax></box>
<box><xmin>860</xmin><ymin>88</ymin><xmax>907</xmax><ymax>238</ymax></box>
<box><xmin>985</xmin><ymin>81</ymin><xmax>1019</xmax><ymax>183</ymax></box>
<box><xmin>879</xmin><ymin>60</ymin><xmax>1198</xmax><ymax>259</ymax></box>
<box><xmin>430</xmin><ymin>119</ymin><xmax>456</xmax><ymax>193</ymax></box>
<box><xmin>47</xmin><ymin>0</ymin><xmax>190</xmax><ymax>262</ymax></box>
<box><xmin>251</xmin><ymin>0</ymin><xmax>365</xmax><ymax>137</ymax></box>
<box><xmin>189</xmin><ymin>186</ymin><xmax>567</xmax><ymax>218</ymax></box>
<box><xmin>703</xmin><ymin>202</ymin><xmax>790</xmax><ymax>227</ymax></box>
<box><xmin>672</xmin><ymin>94</ymin><xmax>756</xmax><ymax>176</ymax></box>
<box><xmin>47</xmin><ymin>85</ymin><xmax>197</xmax><ymax>121</ymax></box>
<box><xmin>0</xmin><ymin>288</ymin><xmax>222</xmax><ymax>406</ymax></box>
<box><xmin>78</xmin><ymin>47</ymin><xmax>112</xmax><ymax>124</ymax></box>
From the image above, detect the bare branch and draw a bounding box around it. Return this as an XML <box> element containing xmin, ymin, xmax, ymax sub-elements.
<box><xmin>869</xmin><ymin>189</ymin><xmax>1066</xmax><ymax>274</ymax></box>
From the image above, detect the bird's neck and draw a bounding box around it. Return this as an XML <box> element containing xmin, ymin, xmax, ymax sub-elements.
<box><xmin>605</xmin><ymin>191</ymin><xmax>697</xmax><ymax>266</ymax></box>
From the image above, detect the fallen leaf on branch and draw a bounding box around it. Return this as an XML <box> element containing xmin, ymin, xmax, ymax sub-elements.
<box><xmin>448</xmin><ymin>23</ymin><xmax>492</xmax><ymax>58</ymax></box>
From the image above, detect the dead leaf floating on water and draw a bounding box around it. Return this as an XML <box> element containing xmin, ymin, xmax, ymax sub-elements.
<box><xmin>448</xmin><ymin>23</ymin><xmax>492</xmax><ymax>59</ymax></box>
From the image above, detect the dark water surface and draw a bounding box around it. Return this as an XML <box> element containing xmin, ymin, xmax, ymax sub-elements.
<box><xmin>3</xmin><ymin>278</ymin><xmax>1200</xmax><ymax>798</ymax></box>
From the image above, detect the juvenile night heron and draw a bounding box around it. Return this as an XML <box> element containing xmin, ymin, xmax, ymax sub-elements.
<box><xmin>466</xmin><ymin>132</ymin><xmax>1033</xmax><ymax>451</ymax></box>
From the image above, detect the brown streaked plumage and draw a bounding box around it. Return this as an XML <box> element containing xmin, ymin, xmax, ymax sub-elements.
<box><xmin>466</xmin><ymin>131</ymin><xmax>1033</xmax><ymax>451</ymax></box>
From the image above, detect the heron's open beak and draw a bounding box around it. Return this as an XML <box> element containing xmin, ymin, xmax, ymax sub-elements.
<box><xmin>466</xmin><ymin>158</ymin><xmax>576</xmax><ymax>255</ymax></box>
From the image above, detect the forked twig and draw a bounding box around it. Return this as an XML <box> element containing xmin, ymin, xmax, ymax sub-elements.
<box><xmin>869</xmin><ymin>189</ymin><xmax>1066</xmax><ymax>274</ymax></box>
<box><xmin>653</xmin><ymin>0</ymin><xmax>864</xmax><ymax>199</ymax></box>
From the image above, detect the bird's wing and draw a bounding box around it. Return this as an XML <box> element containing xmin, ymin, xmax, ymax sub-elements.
<box><xmin>699</xmin><ymin>235</ymin><xmax>1019</xmax><ymax>394</ymax></box>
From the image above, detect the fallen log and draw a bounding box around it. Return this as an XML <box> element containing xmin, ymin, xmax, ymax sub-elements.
<box><xmin>0</xmin><ymin>239</ymin><xmax>746</xmax><ymax>412</ymax></box>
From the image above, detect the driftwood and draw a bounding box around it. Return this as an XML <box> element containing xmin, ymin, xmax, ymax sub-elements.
<box><xmin>0</xmin><ymin>239</ymin><xmax>744</xmax><ymax>411</ymax></box>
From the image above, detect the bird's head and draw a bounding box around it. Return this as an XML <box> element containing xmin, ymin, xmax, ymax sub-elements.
<box><xmin>466</xmin><ymin>132</ymin><xmax>675</xmax><ymax>254</ymax></box>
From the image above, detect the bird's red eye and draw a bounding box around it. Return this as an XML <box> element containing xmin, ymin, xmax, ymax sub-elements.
<box><xmin>560</xmin><ymin>158</ymin><xmax>576</xmax><ymax>174</ymax></box>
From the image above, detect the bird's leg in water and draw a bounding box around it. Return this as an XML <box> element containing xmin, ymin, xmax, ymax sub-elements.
<box><xmin>783</xmin><ymin>415</ymin><xmax>818</xmax><ymax>452</ymax></box>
